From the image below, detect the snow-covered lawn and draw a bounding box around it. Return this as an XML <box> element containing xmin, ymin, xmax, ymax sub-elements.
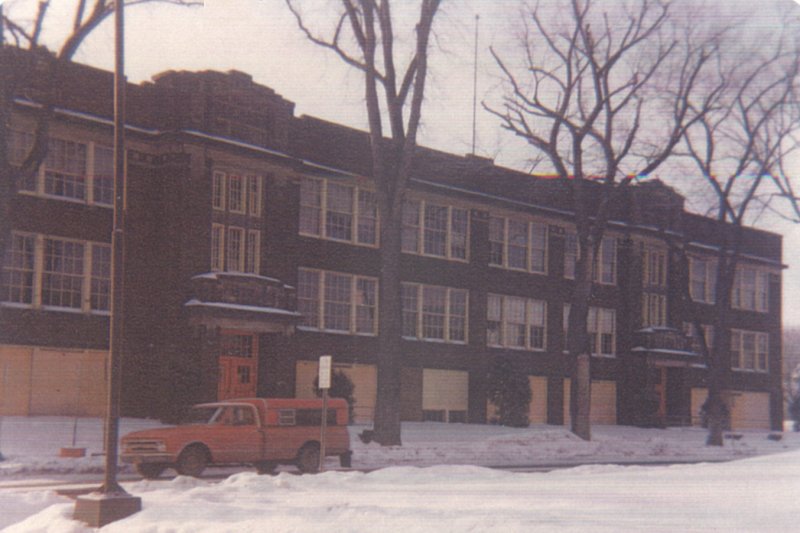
<box><xmin>1</xmin><ymin>416</ymin><xmax>799</xmax><ymax>531</ymax></box>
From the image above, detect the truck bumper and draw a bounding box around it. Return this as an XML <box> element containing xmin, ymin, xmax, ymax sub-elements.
<box><xmin>121</xmin><ymin>454</ymin><xmax>174</xmax><ymax>464</ymax></box>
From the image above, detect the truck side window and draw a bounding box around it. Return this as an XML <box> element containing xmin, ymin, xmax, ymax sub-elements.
<box><xmin>278</xmin><ymin>409</ymin><xmax>296</xmax><ymax>426</ymax></box>
<box><xmin>233</xmin><ymin>406</ymin><xmax>256</xmax><ymax>426</ymax></box>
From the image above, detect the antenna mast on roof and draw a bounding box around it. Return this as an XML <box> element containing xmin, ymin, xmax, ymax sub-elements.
<box><xmin>471</xmin><ymin>14</ymin><xmax>479</xmax><ymax>156</ymax></box>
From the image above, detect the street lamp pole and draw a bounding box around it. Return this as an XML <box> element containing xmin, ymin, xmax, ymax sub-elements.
<box><xmin>74</xmin><ymin>1</ymin><xmax>141</xmax><ymax>524</ymax></box>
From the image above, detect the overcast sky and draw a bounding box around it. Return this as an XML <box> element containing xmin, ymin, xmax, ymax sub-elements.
<box><xmin>5</xmin><ymin>0</ymin><xmax>800</xmax><ymax>326</ymax></box>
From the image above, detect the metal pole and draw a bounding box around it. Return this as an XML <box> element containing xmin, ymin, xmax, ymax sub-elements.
<box><xmin>0</xmin><ymin>363</ymin><xmax>8</xmax><ymax>461</ymax></box>
<box><xmin>471</xmin><ymin>14</ymin><xmax>479</xmax><ymax>155</ymax></box>
<box><xmin>319</xmin><ymin>388</ymin><xmax>328</xmax><ymax>472</ymax></box>
<box><xmin>102</xmin><ymin>0</ymin><xmax>126</xmax><ymax>495</ymax></box>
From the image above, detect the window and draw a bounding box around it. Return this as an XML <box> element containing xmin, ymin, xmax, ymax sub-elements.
<box><xmin>42</xmin><ymin>238</ymin><xmax>84</xmax><ymax>309</ymax></box>
<box><xmin>7</xmin><ymin>132</ymin><xmax>121</xmax><ymax>207</ymax></box>
<box><xmin>683</xmin><ymin>322</ymin><xmax>713</xmax><ymax>356</ymax></box>
<box><xmin>220</xmin><ymin>333</ymin><xmax>255</xmax><ymax>357</ymax></box>
<box><xmin>564</xmin><ymin>233</ymin><xmax>616</xmax><ymax>284</ymax></box>
<box><xmin>488</xmin><ymin>216</ymin><xmax>548</xmax><ymax>273</ymax></box>
<box><xmin>402</xmin><ymin>283</ymin><xmax>468</xmax><ymax>343</ymax></box>
<box><xmin>1</xmin><ymin>233</ymin><xmax>110</xmax><ymax>313</ymax></box>
<box><xmin>642</xmin><ymin>246</ymin><xmax>667</xmax><ymax>288</ymax></box>
<box><xmin>595</xmin><ymin>237</ymin><xmax>617</xmax><ymax>284</ymax></box>
<box><xmin>90</xmin><ymin>244</ymin><xmax>111</xmax><ymax>311</ymax></box>
<box><xmin>212</xmin><ymin>170</ymin><xmax>263</xmax><ymax>216</ymax></box>
<box><xmin>44</xmin><ymin>138</ymin><xmax>87</xmax><ymax>200</ymax></box>
<box><xmin>2</xmin><ymin>233</ymin><xmax>35</xmax><ymax>304</ymax></box>
<box><xmin>248</xmin><ymin>175</ymin><xmax>262</xmax><ymax>216</ymax></box>
<box><xmin>402</xmin><ymin>199</ymin><xmax>469</xmax><ymax>261</ymax></box>
<box><xmin>731</xmin><ymin>329</ymin><xmax>768</xmax><ymax>372</ymax></box>
<box><xmin>92</xmin><ymin>145</ymin><xmax>114</xmax><ymax>206</ymax></box>
<box><xmin>299</xmin><ymin>177</ymin><xmax>377</xmax><ymax>246</ymax></box>
<box><xmin>487</xmin><ymin>294</ymin><xmax>546</xmax><ymax>350</ymax></box>
<box><xmin>589</xmin><ymin>307</ymin><xmax>616</xmax><ymax>356</ymax></box>
<box><xmin>297</xmin><ymin>268</ymin><xmax>377</xmax><ymax>335</ymax></box>
<box><xmin>228</xmin><ymin>175</ymin><xmax>245</xmax><ymax>213</ymax></box>
<box><xmin>226</xmin><ymin>227</ymin><xmax>245</xmax><ymax>272</ymax></box>
<box><xmin>733</xmin><ymin>265</ymin><xmax>770</xmax><ymax>312</ymax></box>
<box><xmin>564</xmin><ymin>233</ymin><xmax>578</xmax><ymax>279</ymax></box>
<box><xmin>212</xmin><ymin>171</ymin><xmax>226</xmax><ymax>210</ymax></box>
<box><xmin>642</xmin><ymin>292</ymin><xmax>667</xmax><ymax>327</ymax></box>
<box><xmin>563</xmin><ymin>304</ymin><xmax>616</xmax><ymax>356</ymax></box>
<box><xmin>689</xmin><ymin>257</ymin><xmax>716</xmax><ymax>304</ymax></box>
<box><xmin>211</xmin><ymin>225</ymin><xmax>259</xmax><ymax>274</ymax></box>
<box><xmin>245</xmin><ymin>230</ymin><xmax>261</xmax><ymax>274</ymax></box>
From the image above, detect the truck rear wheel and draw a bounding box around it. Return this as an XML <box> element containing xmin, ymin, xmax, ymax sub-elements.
<box><xmin>176</xmin><ymin>445</ymin><xmax>208</xmax><ymax>477</ymax></box>
<box><xmin>136</xmin><ymin>463</ymin><xmax>166</xmax><ymax>479</ymax></box>
<box><xmin>296</xmin><ymin>443</ymin><xmax>320</xmax><ymax>474</ymax></box>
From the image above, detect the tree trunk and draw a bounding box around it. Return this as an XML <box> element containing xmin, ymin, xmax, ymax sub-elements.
<box><xmin>706</xmin><ymin>254</ymin><xmax>735</xmax><ymax>446</ymax></box>
<box><xmin>372</xmin><ymin>198</ymin><xmax>404</xmax><ymax>446</ymax></box>
<box><xmin>568</xmin><ymin>244</ymin><xmax>594</xmax><ymax>441</ymax></box>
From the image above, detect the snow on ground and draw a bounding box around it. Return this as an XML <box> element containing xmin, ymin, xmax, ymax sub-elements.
<box><xmin>0</xmin><ymin>416</ymin><xmax>799</xmax><ymax>531</ymax></box>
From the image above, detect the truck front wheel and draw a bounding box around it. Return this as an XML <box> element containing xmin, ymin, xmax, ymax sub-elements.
<box><xmin>176</xmin><ymin>445</ymin><xmax>209</xmax><ymax>477</ymax></box>
<box><xmin>296</xmin><ymin>443</ymin><xmax>320</xmax><ymax>474</ymax></box>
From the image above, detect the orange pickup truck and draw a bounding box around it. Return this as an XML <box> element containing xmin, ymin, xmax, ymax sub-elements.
<box><xmin>120</xmin><ymin>398</ymin><xmax>352</xmax><ymax>478</ymax></box>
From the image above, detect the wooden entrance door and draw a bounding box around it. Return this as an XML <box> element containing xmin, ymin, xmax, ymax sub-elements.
<box><xmin>218</xmin><ymin>331</ymin><xmax>258</xmax><ymax>400</ymax></box>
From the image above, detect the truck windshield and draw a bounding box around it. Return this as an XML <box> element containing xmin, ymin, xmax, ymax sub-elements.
<box><xmin>181</xmin><ymin>406</ymin><xmax>220</xmax><ymax>425</ymax></box>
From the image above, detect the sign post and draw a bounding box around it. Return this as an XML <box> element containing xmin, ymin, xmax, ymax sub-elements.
<box><xmin>318</xmin><ymin>355</ymin><xmax>332</xmax><ymax>472</ymax></box>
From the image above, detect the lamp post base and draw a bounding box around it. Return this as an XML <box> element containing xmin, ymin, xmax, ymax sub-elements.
<box><xmin>73</xmin><ymin>492</ymin><xmax>141</xmax><ymax>527</ymax></box>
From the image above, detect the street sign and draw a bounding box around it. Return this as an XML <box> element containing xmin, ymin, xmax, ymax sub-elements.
<box><xmin>318</xmin><ymin>355</ymin><xmax>332</xmax><ymax>389</ymax></box>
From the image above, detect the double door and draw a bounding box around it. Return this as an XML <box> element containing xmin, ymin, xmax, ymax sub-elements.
<box><xmin>218</xmin><ymin>331</ymin><xmax>258</xmax><ymax>400</ymax></box>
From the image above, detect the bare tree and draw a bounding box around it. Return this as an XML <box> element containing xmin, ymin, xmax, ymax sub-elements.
<box><xmin>676</xmin><ymin>14</ymin><xmax>800</xmax><ymax>445</ymax></box>
<box><xmin>0</xmin><ymin>0</ymin><xmax>201</xmax><ymax>284</ymax></box>
<box><xmin>486</xmin><ymin>0</ymin><xmax>715</xmax><ymax>440</ymax></box>
<box><xmin>285</xmin><ymin>0</ymin><xmax>441</xmax><ymax>445</ymax></box>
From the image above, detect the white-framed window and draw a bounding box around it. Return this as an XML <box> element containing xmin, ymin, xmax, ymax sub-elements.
<box><xmin>402</xmin><ymin>199</ymin><xmax>469</xmax><ymax>261</ymax></box>
<box><xmin>297</xmin><ymin>268</ymin><xmax>377</xmax><ymax>335</ymax></box>
<box><xmin>1</xmin><ymin>232</ymin><xmax>110</xmax><ymax>313</ymax></box>
<box><xmin>564</xmin><ymin>233</ymin><xmax>578</xmax><ymax>279</ymax></box>
<box><xmin>488</xmin><ymin>215</ymin><xmax>548</xmax><ymax>274</ymax></box>
<box><xmin>487</xmin><ymin>293</ymin><xmax>546</xmax><ymax>350</ymax></box>
<box><xmin>642</xmin><ymin>292</ymin><xmax>667</xmax><ymax>327</ymax></box>
<box><xmin>248</xmin><ymin>175</ymin><xmax>262</xmax><ymax>216</ymax></box>
<box><xmin>732</xmin><ymin>265</ymin><xmax>770</xmax><ymax>313</ymax></box>
<box><xmin>212</xmin><ymin>171</ymin><xmax>262</xmax><ymax>216</ymax></box>
<box><xmin>210</xmin><ymin>224</ymin><xmax>259</xmax><ymax>274</ymax></box>
<box><xmin>594</xmin><ymin>237</ymin><xmax>617</xmax><ymax>284</ymax></box>
<box><xmin>642</xmin><ymin>246</ymin><xmax>667</xmax><ymax>288</ymax></box>
<box><xmin>228</xmin><ymin>174</ymin><xmax>245</xmax><ymax>214</ymax></box>
<box><xmin>2</xmin><ymin>233</ymin><xmax>35</xmax><ymax>304</ymax></box>
<box><xmin>298</xmin><ymin>177</ymin><xmax>377</xmax><ymax>246</ymax></box>
<box><xmin>401</xmin><ymin>282</ymin><xmax>467</xmax><ymax>343</ymax></box>
<box><xmin>212</xmin><ymin>171</ymin><xmax>226</xmax><ymax>211</ymax></box>
<box><xmin>564</xmin><ymin>233</ymin><xmax>617</xmax><ymax>284</ymax></box>
<box><xmin>689</xmin><ymin>257</ymin><xmax>717</xmax><ymax>304</ymax></box>
<box><xmin>8</xmin><ymin>132</ymin><xmax>115</xmax><ymax>207</ymax></box>
<box><xmin>731</xmin><ymin>329</ymin><xmax>768</xmax><ymax>372</ymax></box>
<box><xmin>563</xmin><ymin>304</ymin><xmax>616</xmax><ymax>356</ymax></box>
<box><xmin>92</xmin><ymin>145</ymin><xmax>114</xmax><ymax>206</ymax></box>
<box><xmin>245</xmin><ymin>230</ymin><xmax>261</xmax><ymax>274</ymax></box>
<box><xmin>226</xmin><ymin>227</ymin><xmax>245</xmax><ymax>272</ymax></box>
<box><xmin>683</xmin><ymin>322</ymin><xmax>714</xmax><ymax>355</ymax></box>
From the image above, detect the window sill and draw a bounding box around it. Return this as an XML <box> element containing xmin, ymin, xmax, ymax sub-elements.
<box><xmin>732</xmin><ymin>368</ymin><xmax>768</xmax><ymax>374</ymax></box>
<box><xmin>296</xmin><ymin>326</ymin><xmax>376</xmax><ymax>337</ymax></box>
<box><xmin>401</xmin><ymin>336</ymin><xmax>467</xmax><ymax>345</ymax></box>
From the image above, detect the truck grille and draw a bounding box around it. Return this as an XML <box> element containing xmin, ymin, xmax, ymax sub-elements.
<box><xmin>124</xmin><ymin>440</ymin><xmax>165</xmax><ymax>453</ymax></box>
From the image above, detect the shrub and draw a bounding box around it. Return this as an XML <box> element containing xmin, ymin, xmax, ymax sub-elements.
<box><xmin>486</xmin><ymin>358</ymin><xmax>531</xmax><ymax>427</ymax></box>
<box><xmin>788</xmin><ymin>392</ymin><xmax>800</xmax><ymax>432</ymax></box>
